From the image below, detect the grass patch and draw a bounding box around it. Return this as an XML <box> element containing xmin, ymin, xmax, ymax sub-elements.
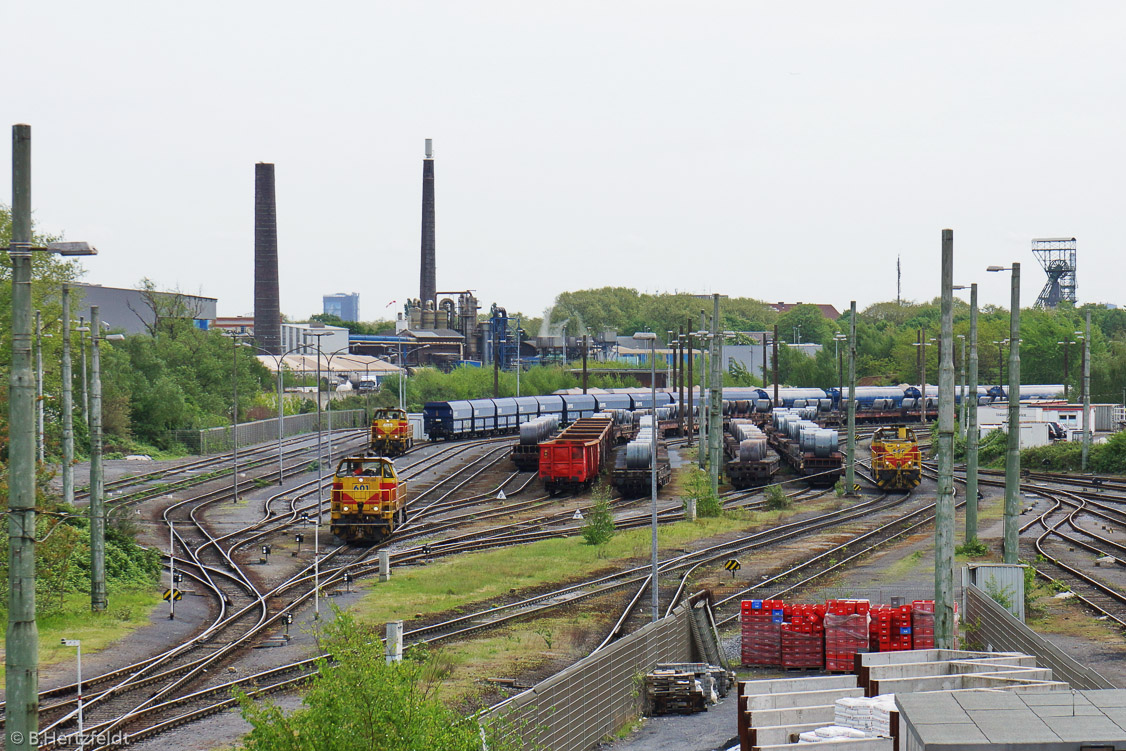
<box><xmin>429</xmin><ymin>612</ymin><xmax>601</xmax><ymax>704</ymax></box>
<box><xmin>354</xmin><ymin>513</ymin><xmax>770</xmax><ymax>626</ymax></box>
<box><xmin>0</xmin><ymin>587</ymin><xmax>163</xmax><ymax>686</ymax></box>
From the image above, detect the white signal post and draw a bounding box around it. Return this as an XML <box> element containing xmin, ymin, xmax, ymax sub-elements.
<box><xmin>168</xmin><ymin>522</ymin><xmax>176</xmax><ymax>620</ymax></box>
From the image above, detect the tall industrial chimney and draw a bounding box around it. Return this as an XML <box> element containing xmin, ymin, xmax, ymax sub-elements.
<box><xmin>419</xmin><ymin>139</ymin><xmax>437</xmax><ymax>307</ymax></box>
<box><xmin>254</xmin><ymin>162</ymin><xmax>282</xmax><ymax>354</ymax></box>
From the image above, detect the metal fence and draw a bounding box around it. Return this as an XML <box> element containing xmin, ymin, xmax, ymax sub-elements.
<box><xmin>964</xmin><ymin>583</ymin><xmax>1114</xmax><ymax>689</ymax></box>
<box><xmin>169</xmin><ymin>409</ymin><xmax>368</xmax><ymax>455</ymax></box>
<box><xmin>486</xmin><ymin>602</ymin><xmax>700</xmax><ymax>751</ymax></box>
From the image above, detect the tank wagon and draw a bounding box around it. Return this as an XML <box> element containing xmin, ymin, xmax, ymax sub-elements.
<box><xmin>724</xmin><ymin>419</ymin><xmax>780</xmax><ymax>489</ymax></box>
<box><xmin>768</xmin><ymin>408</ymin><xmax>843</xmax><ymax>486</ymax></box>
<box><xmin>869</xmin><ymin>425</ymin><xmax>922</xmax><ymax>490</ymax></box>
<box><xmin>539</xmin><ymin>416</ymin><xmax>614</xmax><ymax>494</ymax></box>
<box><xmin>370</xmin><ymin>407</ymin><xmax>413</xmax><ymax>456</ymax></box>
<box><xmin>610</xmin><ymin>415</ymin><xmax>672</xmax><ymax>496</ymax></box>
<box><xmin>330</xmin><ymin>456</ymin><xmax>407</xmax><ymax>544</ymax></box>
<box><xmin>510</xmin><ymin>415</ymin><xmax>559</xmax><ymax>471</ymax></box>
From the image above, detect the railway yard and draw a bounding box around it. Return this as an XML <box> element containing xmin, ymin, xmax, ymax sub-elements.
<box><xmin>4</xmin><ymin>411</ymin><xmax>1124</xmax><ymax>751</ymax></box>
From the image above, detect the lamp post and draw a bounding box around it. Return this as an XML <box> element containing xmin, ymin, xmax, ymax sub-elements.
<box><xmin>993</xmin><ymin>340</ymin><xmax>1008</xmax><ymax>387</ymax></box>
<box><xmin>302</xmin><ymin>326</ymin><xmax>332</xmax><ymax>621</ymax></box>
<box><xmin>633</xmin><ymin>331</ymin><xmax>659</xmax><ymax>621</ymax></box>
<box><xmin>254</xmin><ymin>344</ymin><xmax>312</xmax><ymax>485</ymax></box>
<box><xmin>1057</xmin><ymin>338</ymin><xmax>1075</xmax><ymax>401</ymax></box>
<box><xmin>60</xmin><ymin>639</ymin><xmax>83</xmax><ymax>751</ymax></box>
<box><xmin>956</xmin><ymin>334</ymin><xmax>966</xmax><ymax>438</ymax></box>
<box><xmin>698</xmin><ymin>308</ymin><xmax>709</xmax><ymax>470</ymax></box>
<box><xmin>966</xmin><ymin>283</ymin><xmax>980</xmax><ymax>543</ymax></box>
<box><xmin>1080</xmin><ymin>313</ymin><xmax>1092</xmax><ymax>470</ymax></box>
<box><xmin>987</xmin><ymin>262</ymin><xmax>1021</xmax><ymax>564</ymax></box>
<box><xmin>845</xmin><ymin>303</ymin><xmax>857</xmax><ymax>495</ymax></box>
<box><xmin>36</xmin><ymin>309</ymin><xmax>46</xmax><ymax>463</ymax></box>
<box><xmin>62</xmin><ymin>288</ymin><xmax>75</xmax><ymax>506</ymax></box>
<box><xmin>516</xmin><ymin>318</ymin><xmax>523</xmax><ymax>397</ymax></box>
<box><xmin>912</xmin><ymin>332</ymin><xmax>935</xmax><ymax>423</ymax></box>
<box><xmin>834</xmin><ymin>333</ymin><xmax>847</xmax><ymax>413</ymax></box>
<box><xmin>224</xmin><ymin>332</ymin><xmax>252</xmax><ymax>504</ymax></box>
<box><xmin>78</xmin><ymin>314</ymin><xmax>89</xmax><ymax>419</ymax></box>
<box><xmin>89</xmin><ymin>309</ymin><xmax>124</xmax><ymax>613</ymax></box>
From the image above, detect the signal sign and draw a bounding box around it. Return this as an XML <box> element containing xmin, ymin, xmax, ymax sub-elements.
<box><xmin>162</xmin><ymin>588</ymin><xmax>183</xmax><ymax>601</ymax></box>
<box><xmin>724</xmin><ymin>559</ymin><xmax>741</xmax><ymax>579</ymax></box>
<box><xmin>853</xmin><ymin>483</ymin><xmax>861</xmax><ymax>493</ymax></box>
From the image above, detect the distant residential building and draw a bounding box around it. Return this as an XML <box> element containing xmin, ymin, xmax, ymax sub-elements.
<box><xmin>71</xmin><ymin>283</ymin><xmax>216</xmax><ymax>335</ymax></box>
<box><xmin>323</xmin><ymin>292</ymin><xmax>360</xmax><ymax>322</ymax></box>
<box><xmin>770</xmin><ymin>301</ymin><xmax>841</xmax><ymax>320</ymax></box>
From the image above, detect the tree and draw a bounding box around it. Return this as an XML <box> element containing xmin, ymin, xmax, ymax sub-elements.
<box><xmin>130</xmin><ymin>278</ymin><xmax>209</xmax><ymax>337</ymax></box>
<box><xmin>238</xmin><ymin>609</ymin><xmax>523</xmax><ymax>751</ymax></box>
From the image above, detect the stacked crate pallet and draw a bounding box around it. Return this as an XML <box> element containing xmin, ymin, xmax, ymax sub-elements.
<box><xmin>869</xmin><ymin>604</ymin><xmax>913</xmax><ymax>652</ymax></box>
<box><xmin>824</xmin><ymin>599</ymin><xmax>871</xmax><ymax>672</ymax></box>
<box><xmin>911</xmin><ymin>599</ymin><xmax>935</xmax><ymax>649</ymax></box>
<box><xmin>780</xmin><ymin>603</ymin><xmax>825</xmax><ymax>669</ymax></box>
<box><xmin>740</xmin><ymin>599</ymin><xmax>784</xmax><ymax>667</ymax></box>
<box><xmin>644</xmin><ymin>668</ymin><xmax>707</xmax><ymax>715</ymax></box>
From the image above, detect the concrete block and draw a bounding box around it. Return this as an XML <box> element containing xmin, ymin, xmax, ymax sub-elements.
<box><xmin>745</xmin><ymin>687</ymin><xmax>864</xmax><ymax>710</ymax></box>
<box><xmin>740</xmin><ymin>674</ymin><xmax>858</xmax><ymax>696</ymax></box>
<box><xmin>748</xmin><ymin>721</ymin><xmax>824</xmax><ymax>746</ymax></box>
<box><xmin>746</xmin><ymin>704</ymin><xmax>836</xmax><ymax>728</ymax></box>
<box><xmin>752</xmin><ymin>740</ymin><xmax>893</xmax><ymax>751</ymax></box>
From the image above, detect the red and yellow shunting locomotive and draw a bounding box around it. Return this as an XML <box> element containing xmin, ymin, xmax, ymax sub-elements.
<box><xmin>869</xmin><ymin>425</ymin><xmax>922</xmax><ymax>490</ymax></box>
<box><xmin>370</xmin><ymin>408</ymin><xmax>413</xmax><ymax>456</ymax></box>
<box><xmin>330</xmin><ymin>456</ymin><xmax>408</xmax><ymax>543</ymax></box>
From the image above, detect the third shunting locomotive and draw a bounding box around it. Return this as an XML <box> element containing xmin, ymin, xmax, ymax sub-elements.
<box><xmin>869</xmin><ymin>425</ymin><xmax>922</xmax><ymax>490</ymax></box>
<box><xmin>370</xmin><ymin>407</ymin><xmax>413</xmax><ymax>456</ymax></box>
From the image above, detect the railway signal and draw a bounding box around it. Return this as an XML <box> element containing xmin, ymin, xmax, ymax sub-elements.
<box><xmin>261</xmin><ymin>544</ymin><xmax>271</xmax><ymax>564</ymax></box>
<box><xmin>343</xmin><ymin>572</ymin><xmax>353</xmax><ymax>592</ymax></box>
<box><xmin>162</xmin><ymin>589</ymin><xmax>183</xmax><ymax>601</ymax></box>
<box><xmin>294</xmin><ymin>533</ymin><xmax>304</xmax><ymax>555</ymax></box>
<box><xmin>285</xmin><ymin>612</ymin><xmax>294</xmax><ymax>639</ymax></box>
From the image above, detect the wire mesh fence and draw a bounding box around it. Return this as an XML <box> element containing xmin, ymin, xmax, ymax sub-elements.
<box><xmin>169</xmin><ymin>409</ymin><xmax>368</xmax><ymax>454</ymax></box>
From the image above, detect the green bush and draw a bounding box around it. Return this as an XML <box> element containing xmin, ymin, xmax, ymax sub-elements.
<box><xmin>238</xmin><ymin>609</ymin><xmax>525</xmax><ymax>751</ymax></box>
<box><xmin>682</xmin><ymin>467</ymin><xmax>722</xmax><ymax>518</ymax></box>
<box><xmin>765</xmin><ymin>484</ymin><xmax>791</xmax><ymax>510</ymax></box>
<box><xmin>581</xmin><ymin>482</ymin><xmax>616</xmax><ymax>546</ymax></box>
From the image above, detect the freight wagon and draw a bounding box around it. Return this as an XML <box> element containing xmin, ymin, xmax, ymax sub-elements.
<box><xmin>768</xmin><ymin>409</ymin><xmax>843</xmax><ymax>486</ymax></box>
<box><xmin>724</xmin><ymin>419</ymin><xmax>780</xmax><ymax>489</ymax></box>
<box><xmin>609</xmin><ymin>416</ymin><xmax>671</xmax><ymax>496</ymax></box>
<box><xmin>539</xmin><ymin>417</ymin><xmax>614</xmax><ymax>494</ymax></box>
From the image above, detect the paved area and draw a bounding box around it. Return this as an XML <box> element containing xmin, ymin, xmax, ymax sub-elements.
<box><xmin>603</xmin><ymin>691</ymin><xmax>739</xmax><ymax>751</ymax></box>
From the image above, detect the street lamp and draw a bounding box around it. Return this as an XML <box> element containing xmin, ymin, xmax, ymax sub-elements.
<box><xmin>1057</xmin><ymin>339</ymin><xmax>1076</xmax><ymax>400</ymax></box>
<box><xmin>833</xmin><ymin>333</ymin><xmax>847</xmax><ymax>411</ymax></box>
<box><xmin>633</xmin><ymin>331</ymin><xmax>659</xmax><ymax>622</ymax></box>
<box><xmin>302</xmin><ymin>325</ymin><xmax>332</xmax><ymax>621</ymax></box>
<box><xmin>254</xmin><ymin>344</ymin><xmax>313</xmax><ymax>485</ymax></box>
<box><xmin>6</xmin><ymin>126</ymin><xmax>98</xmax><ymax>751</ymax></box>
<box><xmin>956</xmin><ymin>334</ymin><xmax>966</xmax><ymax>437</ymax></box>
<box><xmin>1076</xmin><ymin>320</ymin><xmax>1091</xmax><ymax>469</ymax></box>
<box><xmin>993</xmin><ymin>339</ymin><xmax>1009</xmax><ymax>387</ymax></box>
<box><xmin>987</xmin><ymin>262</ymin><xmax>1021</xmax><ymax>564</ymax></box>
<box><xmin>60</xmin><ymin>638</ymin><xmax>83</xmax><ymax>750</ymax></box>
<box><xmin>88</xmin><ymin>308</ymin><xmax>123</xmax><ymax>614</ymax></box>
<box><xmin>911</xmin><ymin>333</ymin><xmax>935</xmax><ymax>423</ymax></box>
<box><xmin>223</xmin><ymin>332</ymin><xmax>252</xmax><ymax>504</ymax></box>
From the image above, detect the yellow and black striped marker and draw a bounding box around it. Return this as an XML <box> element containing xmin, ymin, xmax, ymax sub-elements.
<box><xmin>724</xmin><ymin>559</ymin><xmax>741</xmax><ymax>579</ymax></box>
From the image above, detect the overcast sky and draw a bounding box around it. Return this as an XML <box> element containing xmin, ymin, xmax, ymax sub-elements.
<box><xmin>5</xmin><ymin>2</ymin><xmax>1123</xmax><ymax>324</ymax></box>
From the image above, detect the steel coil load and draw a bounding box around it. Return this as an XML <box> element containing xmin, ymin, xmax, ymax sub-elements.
<box><xmin>755</xmin><ymin>399</ymin><xmax>772</xmax><ymax>413</ymax></box>
<box><xmin>792</xmin><ymin>399</ymin><xmax>807</xmax><ymax>408</ymax></box>
<box><xmin>638</xmin><ymin>414</ymin><xmax>655</xmax><ymax>429</ymax></box>
<box><xmin>799</xmin><ymin>424</ymin><xmax>820</xmax><ymax>452</ymax></box>
<box><xmin>655</xmin><ymin>406</ymin><xmax>674</xmax><ymax>421</ymax></box>
<box><xmin>626</xmin><ymin>440</ymin><xmax>652</xmax><ymax>469</ymax></box>
<box><xmin>814</xmin><ymin>429</ymin><xmax>839</xmax><ymax>458</ymax></box>
<box><xmin>519</xmin><ymin>416</ymin><xmax>558</xmax><ymax>445</ymax></box>
<box><xmin>739</xmin><ymin>437</ymin><xmax>769</xmax><ymax>462</ymax></box>
<box><xmin>819</xmin><ymin>399</ymin><xmax>833</xmax><ymax>412</ymax></box>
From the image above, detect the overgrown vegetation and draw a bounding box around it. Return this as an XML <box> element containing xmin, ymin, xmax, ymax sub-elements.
<box><xmin>238</xmin><ymin>610</ymin><xmax>525</xmax><ymax>751</ymax></box>
<box><xmin>681</xmin><ymin>466</ymin><xmax>722</xmax><ymax>517</ymax></box>
<box><xmin>765</xmin><ymin>484</ymin><xmax>791</xmax><ymax>510</ymax></box>
<box><xmin>956</xmin><ymin>539</ymin><xmax>990</xmax><ymax>557</ymax></box>
<box><xmin>581</xmin><ymin>481</ymin><xmax>616</xmax><ymax>546</ymax></box>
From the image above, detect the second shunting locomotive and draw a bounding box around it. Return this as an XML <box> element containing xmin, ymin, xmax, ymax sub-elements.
<box><xmin>370</xmin><ymin>407</ymin><xmax>413</xmax><ymax>456</ymax></box>
<box><xmin>869</xmin><ymin>425</ymin><xmax>922</xmax><ymax>491</ymax></box>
